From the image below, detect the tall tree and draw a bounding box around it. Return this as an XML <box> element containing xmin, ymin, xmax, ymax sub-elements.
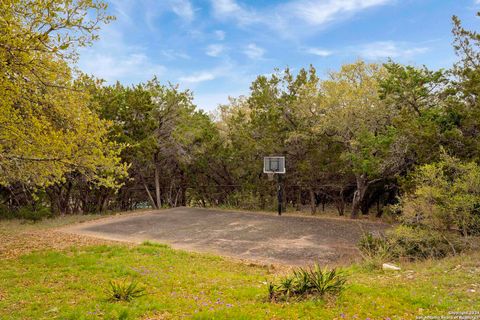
<box><xmin>314</xmin><ymin>61</ymin><xmax>405</xmax><ymax>218</ymax></box>
<box><xmin>0</xmin><ymin>0</ymin><xmax>122</xmax><ymax>190</ymax></box>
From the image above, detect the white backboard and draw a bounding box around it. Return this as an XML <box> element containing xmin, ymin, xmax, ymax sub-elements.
<box><xmin>264</xmin><ymin>156</ymin><xmax>285</xmax><ymax>174</ymax></box>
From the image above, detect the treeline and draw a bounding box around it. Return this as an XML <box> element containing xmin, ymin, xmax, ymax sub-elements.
<box><xmin>1</xmin><ymin>1</ymin><xmax>480</xmax><ymax>226</ymax></box>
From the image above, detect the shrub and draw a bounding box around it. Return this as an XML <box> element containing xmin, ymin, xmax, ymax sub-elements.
<box><xmin>358</xmin><ymin>232</ymin><xmax>393</xmax><ymax>267</ymax></box>
<box><xmin>0</xmin><ymin>204</ymin><xmax>15</xmax><ymax>219</ymax></box>
<box><xmin>358</xmin><ymin>232</ymin><xmax>391</xmax><ymax>258</ymax></box>
<box><xmin>387</xmin><ymin>225</ymin><xmax>468</xmax><ymax>259</ymax></box>
<box><xmin>106</xmin><ymin>280</ymin><xmax>146</xmax><ymax>302</ymax></box>
<box><xmin>400</xmin><ymin>151</ymin><xmax>480</xmax><ymax>236</ymax></box>
<box><xmin>0</xmin><ymin>205</ymin><xmax>52</xmax><ymax>222</ymax></box>
<box><xmin>268</xmin><ymin>264</ymin><xmax>346</xmax><ymax>302</ymax></box>
<box><xmin>358</xmin><ymin>226</ymin><xmax>469</xmax><ymax>263</ymax></box>
<box><xmin>17</xmin><ymin>206</ymin><xmax>52</xmax><ymax>222</ymax></box>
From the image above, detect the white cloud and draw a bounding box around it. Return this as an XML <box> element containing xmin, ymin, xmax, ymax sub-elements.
<box><xmin>211</xmin><ymin>0</ymin><xmax>242</xmax><ymax>15</ymax></box>
<box><xmin>210</xmin><ymin>0</ymin><xmax>392</xmax><ymax>38</ymax></box>
<box><xmin>210</xmin><ymin>0</ymin><xmax>258</xmax><ymax>25</ymax></box>
<box><xmin>305</xmin><ymin>48</ymin><xmax>333</xmax><ymax>57</ymax></box>
<box><xmin>170</xmin><ymin>0</ymin><xmax>195</xmax><ymax>21</ymax></box>
<box><xmin>356</xmin><ymin>41</ymin><xmax>429</xmax><ymax>59</ymax></box>
<box><xmin>111</xmin><ymin>0</ymin><xmax>136</xmax><ymax>26</ymax></box>
<box><xmin>179</xmin><ymin>72</ymin><xmax>216</xmax><ymax>83</ymax></box>
<box><xmin>214</xmin><ymin>30</ymin><xmax>226</xmax><ymax>41</ymax></box>
<box><xmin>78</xmin><ymin>24</ymin><xmax>166</xmax><ymax>84</ymax></box>
<box><xmin>206</xmin><ymin>44</ymin><xmax>225</xmax><ymax>57</ymax></box>
<box><xmin>161</xmin><ymin>49</ymin><xmax>190</xmax><ymax>60</ymax></box>
<box><xmin>79</xmin><ymin>51</ymin><xmax>166</xmax><ymax>83</ymax></box>
<box><xmin>177</xmin><ymin>61</ymin><xmax>243</xmax><ymax>89</ymax></box>
<box><xmin>283</xmin><ymin>0</ymin><xmax>391</xmax><ymax>26</ymax></box>
<box><xmin>244</xmin><ymin>43</ymin><xmax>265</xmax><ymax>60</ymax></box>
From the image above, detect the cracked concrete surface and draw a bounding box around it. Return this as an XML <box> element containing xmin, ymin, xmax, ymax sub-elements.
<box><xmin>61</xmin><ymin>207</ymin><xmax>389</xmax><ymax>266</ymax></box>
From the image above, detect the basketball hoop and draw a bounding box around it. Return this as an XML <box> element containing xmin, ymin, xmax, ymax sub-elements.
<box><xmin>263</xmin><ymin>156</ymin><xmax>286</xmax><ymax>216</ymax></box>
<box><xmin>263</xmin><ymin>156</ymin><xmax>286</xmax><ymax>174</ymax></box>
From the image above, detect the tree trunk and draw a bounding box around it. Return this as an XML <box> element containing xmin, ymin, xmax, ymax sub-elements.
<box><xmin>56</xmin><ymin>182</ymin><xmax>72</xmax><ymax>215</ymax></box>
<box><xmin>296</xmin><ymin>187</ymin><xmax>302</xmax><ymax>211</ymax></box>
<box><xmin>335</xmin><ymin>187</ymin><xmax>345</xmax><ymax>216</ymax></box>
<box><xmin>309</xmin><ymin>187</ymin><xmax>316</xmax><ymax>215</ymax></box>
<box><xmin>173</xmin><ymin>188</ymin><xmax>180</xmax><ymax>207</ymax></box>
<box><xmin>47</xmin><ymin>188</ymin><xmax>61</xmax><ymax>216</ymax></box>
<box><xmin>168</xmin><ymin>181</ymin><xmax>174</xmax><ymax>207</ymax></box>
<box><xmin>181</xmin><ymin>186</ymin><xmax>187</xmax><ymax>206</ymax></box>
<box><xmin>351</xmin><ymin>174</ymin><xmax>368</xmax><ymax>219</ymax></box>
<box><xmin>142</xmin><ymin>181</ymin><xmax>157</xmax><ymax>209</ymax></box>
<box><xmin>154</xmin><ymin>161</ymin><xmax>162</xmax><ymax>208</ymax></box>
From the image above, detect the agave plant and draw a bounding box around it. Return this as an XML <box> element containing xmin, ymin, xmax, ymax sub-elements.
<box><xmin>268</xmin><ymin>263</ymin><xmax>347</xmax><ymax>302</ymax></box>
<box><xmin>107</xmin><ymin>279</ymin><xmax>146</xmax><ymax>302</ymax></box>
<box><xmin>292</xmin><ymin>268</ymin><xmax>311</xmax><ymax>295</ymax></box>
<box><xmin>267</xmin><ymin>282</ymin><xmax>276</xmax><ymax>301</ymax></box>
<box><xmin>307</xmin><ymin>264</ymin><xmax>346</xmax><ymax>296</ymax></box>
<box><xmin>278</xmin><ymin>276</ymin><xmax>295</xmax><ymax>297</ymax></box>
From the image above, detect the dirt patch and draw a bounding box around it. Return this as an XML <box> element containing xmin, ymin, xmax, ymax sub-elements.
<box><xmin>0</xmin><ymin>230</ymin><xmax>118</xmax><ymax>259</ymax></box>
<box><xmin>62</xmin><ymin>207</ymin><xmax>390</xmax><ymax>266</ymax></box>
<box><xmin>0</xmin><ymin>210</ymin><xmax>157</xmax><ymax>259</ymax></box>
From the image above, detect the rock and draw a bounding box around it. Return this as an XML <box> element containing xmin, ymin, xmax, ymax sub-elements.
<box><xmin>382</xmin><ymin>263</ymin><xmax>401</xmax><ymax>271</ymax></box>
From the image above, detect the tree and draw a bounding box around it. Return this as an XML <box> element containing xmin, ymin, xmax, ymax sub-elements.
<box><xmin>313</xmin><ymin>61</ymin><xmax>406</xmax><ymax>218</ymax></box>
<box><xmin>0</xmin><ymin>0</ymin><xmax>121</xmax><ymax>189</ymax></box>
<box><xmin>288</xmin><ymin>81</ymin><xmax>351</xmax><ymax>215</ymax></box>
<box><xmin>94</xmin><ymin>78</ymin><xmax>226</xmax><ymax>210</ymax></box>
<box><xmin>379</xmin><ymin>62</ymin><xmax>448</xmax><ymax>166</ymax></box>
<box><xmin>448</xmin><ymin>13</ymin><xmax>480</xmax><ymax>161</ymax></box>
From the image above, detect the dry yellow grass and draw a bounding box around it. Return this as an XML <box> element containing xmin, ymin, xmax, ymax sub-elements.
<box><xmin>0</xmin><ymin>215</ymin><xmax>123</xmax><ymax>259</ymax></box>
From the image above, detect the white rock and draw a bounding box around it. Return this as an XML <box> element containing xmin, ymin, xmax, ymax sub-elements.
<box><xmin>382</xmin><ymin>263</ymin><xmax>401</xmax><ymax>271</ymax></box>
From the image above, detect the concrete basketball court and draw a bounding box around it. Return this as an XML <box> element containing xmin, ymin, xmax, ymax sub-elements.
<box><xmin>61</xmin><ymin>207</ymin><xmax>389</xmax><ymax>266</ymax></box>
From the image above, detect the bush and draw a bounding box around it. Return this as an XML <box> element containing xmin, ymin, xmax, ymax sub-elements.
<box><xmin>400</xmin><ymin>152</ymin><xmax>480</xmax><ymax>236</ymax></box>
<box><xmin>388</xmin><ymin>225</ymin><xmax>468</xmax><ymax>259</ymax></box>
<box><xmin>0</xmin><ymin>204</ymin><xmax>15</xmax><ymax>219</ymax></box>
<box><xmin>268</xmin><ymin>264</ymin><xmax>346</xmax><ymax>302</ymax></box>
<box><xmin>0</xmin><ymin>204</ymin><xmax>52</xmax><ymax>222</ymax></box>
<box><xmin>17</xmin><ymin>206</ymin><xmax>52</xmax><ymax>222</ymax></box>
<box><xmin>106</xmin><ymin>280</ymin><xmax>146</xmax><ymax>302</ymax></box>
<box><xmin>358</xmin><ymin>232</ymin><xmax>393</xmax><ymax>267</ymax></box>
<box><xmin>358</xmin><ymin>226</ymin><xmax>469</xmax><ymax>262</ymax></box>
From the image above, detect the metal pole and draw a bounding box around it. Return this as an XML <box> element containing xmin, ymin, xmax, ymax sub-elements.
<box><xmin>277</xmin><ymin>174</ymin><xmax>282</xmax><ymax>216</ymax></box>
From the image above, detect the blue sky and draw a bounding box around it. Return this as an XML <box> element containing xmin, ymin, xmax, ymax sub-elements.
<box><xmin>78</xmin><ymin>0</ymin><xmax>480</xmax><ymax>111</ymax></box>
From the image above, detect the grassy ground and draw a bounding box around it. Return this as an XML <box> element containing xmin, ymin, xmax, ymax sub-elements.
<box><xmin>0</xmin><ymin>216</ymin><xmax>478</xmax><ymax>320</ymax></box>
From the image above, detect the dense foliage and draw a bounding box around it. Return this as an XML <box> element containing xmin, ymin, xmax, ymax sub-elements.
<box><xmin>358</xmin><ymin>226</ymin><xmax>468</xmax><ymax>263</ymax></box>
<box><xmin>400</xmin><ymin>152</ymin><xmax>480</xmax><ymax>236</ymax></box>
<box><xmin>0</xmin><ymin>0</ymin><xmax>126</xmax><ymax>216</ymax></box>
<box><xmin>2</xmin><ymin>1</ymin><xmax>480</xmax><ymax>233</ymax></box>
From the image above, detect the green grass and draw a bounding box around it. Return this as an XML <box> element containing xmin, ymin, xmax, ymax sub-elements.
<box><xmin>0</xmin><ymin>218</ymin><xmax>478</xmax><ymax>319</ymax></box>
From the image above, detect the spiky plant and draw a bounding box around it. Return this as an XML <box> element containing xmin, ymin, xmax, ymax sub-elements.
<box><xmin>307</xmin><ymin>264</ymin><xmax>346</xmax><ymax>296</ymax></box>
<box><xmin>292</xmin><ymin>268</ymin><xmax>311</xmax><ymax>294</ymax></box>
<box><xmin>107</xmin><ymin>279</ymin><xmax>146</xmax><ymax>302</ymax></box>
<box><xmin>268</xmin><ymin>264</ymin><xmax>347</xmax><ymax>302</ymax></box>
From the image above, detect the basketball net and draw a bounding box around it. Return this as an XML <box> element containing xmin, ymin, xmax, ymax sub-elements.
<box><xmin>267</xmin><ymin>172</ymin><xmax>275</xmax><ymax>181</ymax></box>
